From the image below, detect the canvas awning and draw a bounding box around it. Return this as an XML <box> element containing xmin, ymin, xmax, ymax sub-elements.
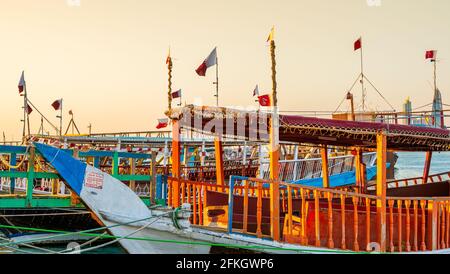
<box><xmin>168</xmin><ymin>105</ymin><xmax>450</xmax><ymax>151</ymax></box>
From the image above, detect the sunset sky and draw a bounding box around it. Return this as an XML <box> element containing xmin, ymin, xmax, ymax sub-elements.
<box><xmin>0</xmin><ymin>0</ymin><xmax>449</xmax><ymax>140</ymax></box>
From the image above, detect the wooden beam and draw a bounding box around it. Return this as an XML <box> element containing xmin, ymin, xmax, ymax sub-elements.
<box><xmin>214</xmin><ymin>137</ymin><xmax>225</xmax><ymax>192</ymax></box>
<box><xmin>171</xmin><ymin>120</ymin><xmax>181</xmax><ymax>208</ymax></box>
<box><xmin>320</xmin><ymin>146</ymin><xmax>330</xmax><ymax>188</ymax></box>
<box><xmin>129</xmin><ymin>158</ymin><xmax>136</xmax><ymax>191</ymax></box>
<box><xmin>354</xmin><ymin>148</ymin><xmax>362</xmax><ymax>192</ymax></box>
<box><xmin>376</xmin><ymin>132</ymin><xmax>387</xmax><ymax>252</ymax></box>
<box><xmin>269</xmin><ymin>117</ymin><xmax>280</xmax><ymax>241</ymax></box>
<box><xmin>70</xmin><ymin>148</ymin><xmax>80</xmax><ymax>206</ymax></box>
<box><xmin>26</xmin><ymin>147</ymin><xmax>35</xmax><ymax>207</ymax></box>
<box><xmin>423</xmin><ymin>151</ymin><xmax>432</xmax><ymax>184</ymax></box>
<box><xmin>150</xmin><ymin>150</ymin><xmax>157</xmax><ymax>205</ymax></box>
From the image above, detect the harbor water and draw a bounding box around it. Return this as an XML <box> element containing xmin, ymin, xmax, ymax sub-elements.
<box><xmin>395</xmin><ymin>152</ymin><xmax>450</xmax><ymax>179</ymax></box>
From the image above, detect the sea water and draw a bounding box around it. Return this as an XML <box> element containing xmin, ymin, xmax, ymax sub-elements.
<box><xmin>395</xmin><ymin>152</ymin><xmax>450</xmax><ymax>179</ymax></box>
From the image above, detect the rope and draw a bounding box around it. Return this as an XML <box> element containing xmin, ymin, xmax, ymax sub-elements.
<box><xmin>0</xmin><ymin>146</ymin><xmax>30</xmax><ymax>169</ymax></box>
<box><xmin>0</xmin><ymin>212</ymin><xmax>91</xmax><ymax>218</ymax></box>
<box><xmin>65</xmin><ymin>215</ymin><xmax>165</xmax><ymax>254</ymax></box>
<box><xmin>0</xmin><ymin>223</ymin><xmax>363</xmax><ymax>254</ymax></box>
<box><xmin>0</xmin><ymin>215</ymin><xmax>161</xmax><ymax>249</ymax></box>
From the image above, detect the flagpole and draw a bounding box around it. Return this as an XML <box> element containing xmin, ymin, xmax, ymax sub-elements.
<box><xmin>60</xmin><ymin>99</ymin><xmax>63</xmax><ymax>138</ymax></box>
<box><xmin>433</xmin><ymin>58</ymin><xmax>437</xmax><ymax>93</ymax></box>
<box><xmin>360</xmin><ymin>37</ymin><xmax>365</xmax><ymax>112</ymax></box>
<box><xmin>168</xmin><ymin>51</ymin><xmax>173</xmax><ymax>111</ymax></box>
<box><xmin>215</xmin><ymin>55</ymin><xmax>219</xmax><ymax>107</ymax></box>
<box><xmin>268</xmin><ymin>29</ymin><xmax>280</xmax><ymax>241</ymax></box>
<box><xmin>22</xmin><ymin>80</ymin><xmax>27</xmax><ymax>142</ymax></box>
<box><xmin>25</xmin><ymin>82</ymin><xmax>30</xmax><ymax>140</ymax></box>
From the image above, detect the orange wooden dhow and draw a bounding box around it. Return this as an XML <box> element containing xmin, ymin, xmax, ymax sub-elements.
<box><xmin>166</xmin><ymin>105</ymin><xmax>450</xmax><ymax>253</ymax></box>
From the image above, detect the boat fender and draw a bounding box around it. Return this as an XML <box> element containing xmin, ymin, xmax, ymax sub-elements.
<box><xmin>366</xmin><ymin>242</ymin><xmax>381</xmax><ymax>253</ymax></box>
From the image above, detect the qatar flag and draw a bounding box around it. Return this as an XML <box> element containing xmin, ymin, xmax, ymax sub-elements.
<box><xmin>426</xmin><ymin>50</ymin><xmax>437</xmax><ymax>60</ymax></box>
<box><xmin>172</xmin><ymin>89</ymin><xmax>182</xmax><ymax>99</ymax></box>
<box><xmin>18</xmin><ymin>71</ymin><xmax>25</xmax><ymax>94</ymax></box>
<box><xmin>195</xmin><ymin>47</ymin><xmax>217</xmax><ymax>76</ymax></box>
<box><xmin>258</xmin><ymin>94</ymin><xmax>271</xmax><ymax>107</ymax></box>
<box><xmin>354</xmin><ymin>37</ymin><xmax>362</xmax><ymax>51</ymax></box>
<box><xmin>52</xmin><ymin>99</ymin><xmax>63</xmax><ymax>111</ymax></box>
<box><xmin>26</xmin><ymin>104</ymin><xmax>33</xmax><ymax>115</ymax></box>
<box><xmin>253</xmin><ymin>85</ymin><xmax>259</xmax><ymax>97</ymax></box>
<box><xmin>156</xmin><ymin>118</ymin><xmax>169</xmax><ymax>129</ymax></box>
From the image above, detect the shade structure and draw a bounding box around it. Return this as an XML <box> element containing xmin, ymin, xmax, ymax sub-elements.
<box><xmin>167</xmin><ymin>105</ymin><xmax>450</xmax><ymax>151</ymax></box>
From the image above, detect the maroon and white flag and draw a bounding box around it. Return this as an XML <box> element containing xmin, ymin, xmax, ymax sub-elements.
<box><xmin>18</xmin><ymin>71</ymin><xmax>25</xmax><ymax>94</ymax></box>
<box><xmin>258</xmin><ymin>94</ymin><xmax>271</xmax><ymax>107</ymax></box>
<box><xmin>354</xmin><ymin>37</ymin><xmax>362</xmax><ymax>51</ymax></box>
<box><xmin>156</xmin><ymin>118</ymin><xmax>169</xmax><ymax>129</ymax></box>
<box><xmin>172</xmin><ymin>89</ymin><xmax>182</xmax><ymax>99</ymax></box>
<box><xmin>253</xmin><ymin>85</ymin><xmax>259</xmax><ymax>97</ymax></box>
<box><xmin>195</xmin><ymin>47</ymin><xmax>217</xmax><ymax>76</ymax></box>
<box><xmin>26</xmin><ymin>104</ymin><xmax>33</xmax><ymax>115</ymax></box>
<box><xmin>52</xmin><ymin>99</ymin><xmax>62</xmax><ymax>111</ymax></box>
<box><xmin>426</xmin><ymin>50</ymin><xmax>437</xmax><ymax>60</ymax></box>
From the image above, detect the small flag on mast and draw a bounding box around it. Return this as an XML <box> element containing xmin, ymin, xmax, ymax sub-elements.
<box><xmin>267</xmin><ymin>27</ymin><xmax>275</xmax><ymax>42</ymax></box>
<box><xmin>426</xmin><ymin>50</ymin><xmax>437</xmax><ymax>61</ymax></box>
<box><xmin>354</xmin><ymin>37</ymin><xmax>362</xmax><ymax>51</ymax></box>
<box><xmin>18</xmin><ymin>71</ymin><xmax>25</xmax><ymax>94</ymax></box>
<box><xmin>258</xmin><ymin>94</ymin><xmax>271</xmax><ymax>107</ymax></box>
<box><xmin>253</xmin><ymin>85</ymin><xmax>259</xmax><ymax>97</ymax></box>
<box><xmin>172</xmin><ymin>89</ymin><xmax>182</xmax><ymax>99</ymax></box>
<box><xmin>51</xmin><ymin>99</ymin><xmax>63</xmax><ymax>111</ymax></box>
<box><xmin>156</xmin><ymin>118</ymin><xmax>169</xmax><ymax>129</ymax></box>
<box><xmin>195</xmin><ymin>47</ymin><xmax>217</xmax><ymax>76</ymax></box>
<box><xmin>26</xmin><ymin>104</ymin><xmax>33</xmax><ymax>115</ymax></box>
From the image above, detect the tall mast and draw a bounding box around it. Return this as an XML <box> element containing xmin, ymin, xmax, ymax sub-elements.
<box><xmin>167</xmin><ymin>48</ymin><xmax>173</xmax><ymax>111</ymax></box>
<box><xmin>268</xmin><ymin>26</ymin><xmax>280</xmax><ymax>241</ymax></box>
<box><xmin>433</xmin><ymin>58</ymin><xmax>437</xmax><ymax>93</ymax></box>
<box><xmin>360</xmin><ymin>38</ymin><xmax>365</xmax><ymax>112</ymax></box>
<box><xmin>214</xmin><ymin>55</ymin><xmax>219</xmax><ymax>106</ymax></box>
<box><xmin>57</xmin><ymin>99</ymin><xmax>63</xmax><ymax>138</ymax></box>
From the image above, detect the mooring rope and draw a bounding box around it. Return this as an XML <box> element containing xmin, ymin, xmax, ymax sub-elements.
<box><xmin>0</xmin><ymin>146</ymin><xmax>30</xmax><ymax>169</ymax></box>
<box><xmin>0</xmin><ymin>222</ymin><xmax>363</xmax><ymax>254</ymax></box>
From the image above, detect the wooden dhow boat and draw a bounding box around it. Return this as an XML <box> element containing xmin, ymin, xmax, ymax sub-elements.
<box><xmin>33</xmin><ymin>105</ymin><xmax>450</xmax><ymax>254</ymax></box>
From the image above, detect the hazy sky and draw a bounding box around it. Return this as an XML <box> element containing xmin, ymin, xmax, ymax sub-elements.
<box><xmin>0</xmin><ymin>0</ymin><xmax>449</xmax><ymax>140</ymax></box>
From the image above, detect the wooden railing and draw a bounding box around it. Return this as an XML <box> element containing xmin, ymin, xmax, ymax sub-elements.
<box><xmin>367</xmin><ymin>171</ymin><xmax>450</xmax><ymax>190</ymax></box>
<box><xmin>166</xmin><ymin>175</ymin><xmax>450</xmax><ymax>253</ymax></box>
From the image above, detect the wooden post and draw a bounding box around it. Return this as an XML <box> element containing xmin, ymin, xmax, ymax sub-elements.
<box><xmin>214</xmin><ymin>137</ymin><xmax>225</xmax><ymax>192</ymax></box>
<box><xmin>112</xmin><ymin>151</ymin><xmax>119</xmax><ymax>177</ymax></box>
<box><xmin>423</xmin><ymin>151</ymin><xmax>432</xmax><ymax>184</ymax></box>
<box><xmin>427</xmin><ymin>200</ymin><xmax>439</xmax><ymax>251</ymax></box>
<box><xmin>268</xmin><ymin>28</ymin><xmax>280</xmax><ymax>242</ymax></box>
<box><xmin>320</xmin><ymin>145</ymin><xmax>330</xmax><ymax>188</ymax></box>
<box><xmin>9</xmin><ymin>153</ymin><xmax>16</xmax><ymax>194</ymax></box>
<box><xmin>150</xmin><ymin>150</ymin><xmax>157</xmax><ymax>205</ymax></box>
<box><xmin>354</xmin><ymin>148</ymin><xmax>362</xmax><ymax>192</ymax></box>
<box><xmin>376</xmin><ymin>132</ymin><xmax>387</xmax><ymax>252</ymax></box>
<box><xmin>171</xmin><ymin>120</ymin><xmax>181</xmax><ymax>208</ymax></box>
<box><xmin>71</xmin><ymin>148</ymin><xmax>80</xmax><ymax>206</ymax></box>
<box><xmin>129</xmin><ymin>158</ymin><xmax>136</xmax><ymax>191</ymax></box>
<box><xmin>26</xmin><ymin>147</ymin><xmax>35</xmax><ymax>207</ymax></box>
